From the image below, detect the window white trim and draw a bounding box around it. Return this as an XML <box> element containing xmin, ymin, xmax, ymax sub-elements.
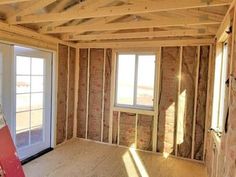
<box><xmin>115</xmin><ymin>52</ymin><xmax>156</xmax><ymax>110</ymax></box>
<box><xmin>211</xmin><ymin>41</ymin><xmax>229</xmax><ymax>134</ymax></box>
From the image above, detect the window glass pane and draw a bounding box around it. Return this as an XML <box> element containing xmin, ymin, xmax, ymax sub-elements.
<box><xmin>137</xmin><ymin>55</ymin><xmax>155</xmax><ymax>106</ymax></box>
<box><xmin>212</xmin><ymin>54</ymin><xmax>221</xmax><ymax>129</ymax></box>
<box><xmin>116</xmin><ymin>54</ymin><xmax>135</xmax><ymax>105</ymax></box>
<box><xmin>32</xmin><ymin>58</ymin><xmax>44</xmax><ymax>75</ymax></box>
<box><xmin>16</xmin><ymin>94</ymin><xmax>30</xmax><ymax>112</ymax></box>
<box><xmin>31</xmin><ymin>76</ymin><xmax>44</xmax><ymax>92</ymax></box>
<box><xmin>16</xmin><ymin>56</ymin><xmax>30</xmax><ymax>75</ymax></box>
<box><xmin>31</xmin><ymin>109</ymin><xmax>43</xmax><ymax>128</ymax></box>
<box><xmin>30</xmin><ymin>110</ymin><xmax>43</xmax><ymax>144</ymax></box>
<box><xmin>16</xmin><ymin>111</ymin><xmax>30</xmax><ymax>148</ymax></box>
<box><xmin>31</xmin><ymin>93</ymin><xmax>43</xmax><ymax>109</ymax></box>
<box><xmin>218</xmin><ymin>44</ymin><xmax>229</xmax><ymax>131</ymax></box>
<box><xmin>16</xmin><ymin>76</ymin><xmax>30</xmax><ymax>93</ymax></box>
<box><xmin>16</xmin><ymin>111</ymin><xmax>30</xmax><ymax>133</ymax></box>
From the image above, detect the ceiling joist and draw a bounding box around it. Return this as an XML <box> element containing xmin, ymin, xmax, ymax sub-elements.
<box><xmin>40</xmin><ymin>16</ymin><xmax>221</xmax><ymax>34</ymax></box>
<box><xmin>8</xmin><ymin>0</ymin><xmax>232</xmax><ymax>24</ymax></box>
<box><xmin>76</xmin><ymin>38</ymin><xmax>215</xmax><ymax>48</ymax></box>
<box><xmin>62</xmin><ymin>28</ymin><xmax>217</xmax><ymax>41</ymax></box>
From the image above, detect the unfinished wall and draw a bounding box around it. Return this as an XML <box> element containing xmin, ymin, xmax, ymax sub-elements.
<box><xmin>177</xmin><ymin>46</ymin><xmax>198</xmax><ymax>158</ymax></box>
<box><xmin>112</xmin><ymin>111</ymin><xmax>118</xmax><ymax>144</ymax></box>
<box><xmin>67</xmin><ymin>47</ymin><xmax>76</xmax><ymax>140</ymax></box>
<box><xmin>88</xmin><ymin>49</ymin><xmax>104</xmax><ymax>141</ymax></box>
<box><xmin>103</xmin><ymin>49</ymin><xmax>112</xmax><ymax>142</ymax></box>
<box><xmin>119</xmin><ymin>112</ymin><xmax>136</xmax><ymax>147</ymax></box>
<box><xmin>56</xmin><ymin>44</ymin><xmax>76</xmax><ymax>144</ymax></box>
<box><xmin>137</xmin><ymin>115</ymin><xmax>153</xmax><ymax>151</ymax></box>
<box><xmin>157</xmin><ymin>47</ymin><xmax>180</xmax><ymax>154</ymax></box>
<box><xmin>56</xmin><ymin>44</ymin><xmax>68</xmax><ymax>144</ymax></box>
<box><xmin>77</xmin><ymin>49</ymin><xmax>88</xmax><ymax>138</ymax></box>
<box><xmin>77</xmin><ymin>45</ymin><xmax>211</xmax><ymax>161</ymax></box>
<box><xmin>194</xmin><ymin>46</ymin><xmax>209</xmax><ymax>160</ymax></box>
<box><xmin>77</xmin><ymin>48</ymin><xmax>112</xmax><ymax>142</ymax></box>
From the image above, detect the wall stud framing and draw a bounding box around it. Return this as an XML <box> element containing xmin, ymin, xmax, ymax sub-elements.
<box><xmin>117</xmin><ymin>111</ymin><xmax>121</xmax><ymax>145</ymax></box>
<box><xmin>135</xmin><ymin>113</ymin><xmax>138</xmax><ymax>148</ymax></box>
<box><xmin>73</xmin><ymin>47</ymin><xmax>79</xmax><ymax>138</ymax></box>
<box><xmin>101</xmin><ymin>49</ymin><xmax>106</xmax><ymax>142</ymax></box>
<box><xmin>109</xmin><ymin>50</ymin><xmax>117</xmax><ymax>144</ymax></box>
<box><xmin>191</xmin><ymin>45</ymin><xmax>201</xmax><ymax>159</ymax></box>
<box><xmin>152</xmin><ymin>47</ymin><xmax>161</xmax><ymax>152</ymax></box>
<box><xmin>85</xmin><ymin>48</ymin><xmax>90</xmax><ymax>139</ymax></box>
<box><xmin>65</xmin><ymin>46</ymin><xmax>70</xmax><ymax>140</ymax></box>
<box><xmin>203</xmin><ymin>44</ymin><xmax>213</xmax><ymax>160</ymax></box>
<box><xmin>175</xmin><ymin>46</ymin><xmax>183</xmax><ymax>156</ymax></box>
<box><xmin>229</xmin><ymin>6</ymin><xmax>236</xmax><ymax>105</ymax></box>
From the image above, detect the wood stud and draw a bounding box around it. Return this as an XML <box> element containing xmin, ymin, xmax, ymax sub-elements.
<box><xmin>191</xmin><ymin>46</ymin><xmax>201</xmax><ymax>159</ymax></box>
<box><xmin>85</xmin><ymin>49</ymin><xmax>90</xmax><ymax>139</ymax></box>
<box><xmin>101</xmin><ymin>49</ymin><xmax>106</xmax><ymax>142</ymax></box>
<box><xmin>175</xmin><ymin>46</ymin><xmax>183</xmax><ymax>156</ymax></box>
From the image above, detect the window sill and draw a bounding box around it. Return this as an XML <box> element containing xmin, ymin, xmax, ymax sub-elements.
<box><xmin>113</xmin><ymin>106</ymin><xmax>155</xmax><ymax>116</ymax></box>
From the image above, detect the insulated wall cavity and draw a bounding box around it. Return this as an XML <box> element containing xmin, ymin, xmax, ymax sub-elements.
<box><xmin>157</xmin><ymin>47</ymin><xmax>180</xmax><ymax>154</ymax></box>
<box><xmin>77</xmin><ymin>49</ymin><xmax>88</xmax><ymax>138</ymax></box>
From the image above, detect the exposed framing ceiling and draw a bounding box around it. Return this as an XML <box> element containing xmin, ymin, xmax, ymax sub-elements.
<box><xmin>0</xmin><ymin>0</ymin><xmax>32</xmax><ymax>5</ymax></box>
<box><xmin>0</xmin><ymin>0</ymin><xmax>234</xmax><ymax>45</ymax></box>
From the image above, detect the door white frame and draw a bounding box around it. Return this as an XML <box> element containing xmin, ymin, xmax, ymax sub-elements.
<box><xmin>0</xmin><ymin>42</ymin><xmax>57</xmax><ymax>159</ymax></box>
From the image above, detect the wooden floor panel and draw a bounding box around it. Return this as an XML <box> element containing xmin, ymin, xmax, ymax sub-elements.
<box><xmin>23</xmin><ymin>139</ymin><xmax>208</xmax><ymax>177</ymax></box>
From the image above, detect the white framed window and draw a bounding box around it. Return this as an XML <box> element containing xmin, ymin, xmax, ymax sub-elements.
<box><xmin>212</xmin><ymin>42</ymin><xmax>229</xmax><ymax>133</ymax></box>
<box><xmin>115</xmin><ymin>53</ymin><xmax>156</xmax><ymax>110</ymax></box>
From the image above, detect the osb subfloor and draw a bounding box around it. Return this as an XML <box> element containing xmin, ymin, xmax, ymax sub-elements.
<box><xmin>23</xmin><ymin>139</ymin><xmax>208</xmax><ymax>177</ymax></box>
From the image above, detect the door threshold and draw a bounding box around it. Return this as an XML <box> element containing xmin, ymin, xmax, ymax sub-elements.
<box><xmin>21</xmin><ymin>148</ymin><xmax>53</xmax><ymax>165</ymax></box>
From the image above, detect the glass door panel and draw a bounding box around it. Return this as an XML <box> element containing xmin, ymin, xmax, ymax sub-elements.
<box><xmin>14</xmin><ymin>46</ymin><xmax>52</xmax><ymax>160</ymax></box>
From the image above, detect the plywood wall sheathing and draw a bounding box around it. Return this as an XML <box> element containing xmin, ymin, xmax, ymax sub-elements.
<box><xmin>88</xmin><ymin>49</ymin><xmax>104</xmax><ymax>141</ymax></box>
<box><xmin>77</xmin><ymin>49</ymin><xmax>88</xmax><ymax>138</ymax></box>
<box><xmin>67</xmin><ymin>47</ymin><xmax>76</xmax><ymax>140</ymax></box>
<box><xmin>194</xmin><ymin>46</ymin><xmax>210</xmax><ymax>160</ymax></box>
<box><xmin>119</xmin><ymin>112</ymin><xmax>136</xmax><ymax>147</ymax></box>
<box><xmin>103</xmin><ymin>49</ymin><xmax>112</xmax><ymax>143</ymax></box>
<box><xmin>56</xmin><ymin>44</ymin><xmax>68</xmax><ymax>144</ymax></box>
<box><xmin>177</xmin><ymin>46</ymin><xmax>198</xmax><ymax>158</ymax></box>
<box><xmin>157</xmin><ymin>47</ymin><xmax>180</xmax><ymax>154</ymax></box>
<box><xmin>137</xmin><ymin>114</ymin><xmax>153</xmax><ymax>151</ymax></box>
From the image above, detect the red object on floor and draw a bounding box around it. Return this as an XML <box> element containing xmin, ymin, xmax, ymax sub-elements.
<box><xmin>0</xmin><ymin>125</ymin><xmax>25</xmax><ymax>177</ymax></box>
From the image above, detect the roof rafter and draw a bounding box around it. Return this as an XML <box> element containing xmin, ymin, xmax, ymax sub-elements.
<box><xmin>8</xmin><ymin>0</ymin><xmax>232</xmax><ymax>24</ymax></box>
<box><xmin>7</xmin><ymin>0</ymin><xmax>57</xmax><ymax>22</ymax></box>
<box><xmin>40</xmin><ymin>0</ymin><xmax>112</xmax><ymax>31</ymax></box>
